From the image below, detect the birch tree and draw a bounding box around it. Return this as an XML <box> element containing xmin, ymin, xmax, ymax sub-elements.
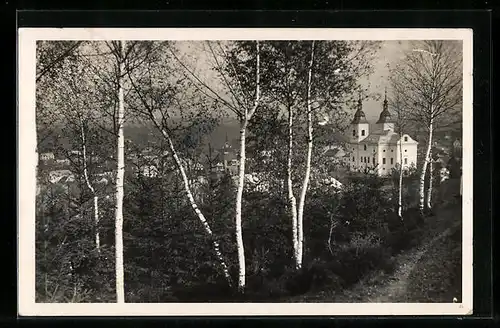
<box><xmin>171</xmin><ymin>41</ymin><xmax>262</xmax><ymax>291</ymax></box>
<box><xmin>84</xmin><ymin>40</ymin><xmax>157</xmax><ymax>302</ymax></box>
<box><xmin>85</xmin><ymin>40</ymin><xmax>133</xmax><ymax>303</ymax></box>
<box><xmin>60</xmin><ymin>50</ymin><xmax>104</xmax><ymax>252</ymax></box>
<box><xmin>40</xmin><ymin>44</ymin><xmax>110</xmax><ymax>256</ymax></box>
<box><xmin>113</xmin><ymin>40</ymin><xmax>126</xmax><ymax>303</ymax></box>
<box><xmin>251</xmin><ymin>41</ymin><xmax>310</xmax><ymax>269</ymax></box>
<box><xmin>126</xmin><ymin>41</ymin><xmax>233</xmax><ymax>286</ymax></box>
<box><xmin>387</xmin><ymin>87</ymin><xmax>409</xmax><ymax>219</ymax></box>
<box><xmin>224</xmin><ymin>41</ymin><xmax>378</xmax><ymax>269</ymax></box>
<box><xmin>79</xmin><ymin>121</ymin><xmax>100</xmax><ymax>251</ymax></box>
<box><xmin>391</xmin><ymin>41</ymin><xmax>462</xmax><ymax>214</ymax></box>
<box><xmin>216</xmin><ymin>41</ymin><xmax>262</xmax><ymax>291</ymax></box>
<box><xmin>290</xmin><ymin>41</ymin><xmax>378</xmax><ymax>268</ymax></box>
<box><xmin>296</xmin><ymin>41</ymin><xmax>315</xmax><ymax>267</ymax></box>
<box><xmin>233</xmin><ymin>41</ymin><xmax>260</xmax><ymax>291</ymax></box>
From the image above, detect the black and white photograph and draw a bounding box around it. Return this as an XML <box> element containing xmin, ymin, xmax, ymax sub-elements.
<box><xmin>18</xmin><ymin>28</ymin><xmax>473</xmax><ymax>316</ymax></box>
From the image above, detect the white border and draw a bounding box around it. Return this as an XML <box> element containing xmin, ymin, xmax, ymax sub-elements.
<box><xmin>18</xmin><ymin>28</ymin><xmax>473</xmax><ymax>316</ymax></box>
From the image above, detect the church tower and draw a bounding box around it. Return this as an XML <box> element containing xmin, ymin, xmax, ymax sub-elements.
<box><xmin>375</xmin><ymin>89</ymin><xmax>395</xmax><ymax>132</ymax></box>
<box><xmin>350</xmin><ymin>95</ymin><xmax>370</xmax><ymax>143</ymax></box>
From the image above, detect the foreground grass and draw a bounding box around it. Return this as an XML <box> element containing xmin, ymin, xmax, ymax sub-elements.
<box><xmin>402</xmin><ymin>222</ymin><xmax>462</xmax><ymax>303</ymax></box>
<box><xmin>287</xmin><ymin>194</ymin><xmax>462</xmax><ymax>303</ymax></box>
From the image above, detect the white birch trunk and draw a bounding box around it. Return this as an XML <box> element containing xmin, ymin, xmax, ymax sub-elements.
<box><xmin>419</xmin><ymin>118</ymin><xmax>433</xmax><ymax>215</ymax></box>
<box><xmin>235</xmin><ymin>122</ymin><xmax>248</xmax><ymax>291</ymax></box>
<box><xmin>426</xmin><ymin>149</ymin><xmax>433</xmax><ymax>209</ymax></box>
<box><xmin>286</xmin><ymin>105</ymin><xmax>299</xmax><ymax>268</ymax></box>
<box><xmin>296</xmin><ymin>41</ymin><xmax>315</xmax><ymax>268</ymax></box>
<box><xmin>398</xmin><ymin>136</ymin><xmax>404</xmax><ymax>219</ymax></box>
<box><xmin>115</xmin><ymin>40</ymin><xmax>126</xmax><ymax>303</ymax></box>
<box><xmin>80</xmin><ymin>123</ymin><xmax>100</xmax><ymax>252</ymax></box>
<box><xmin>234</xmin><ymin>41</ymin><xmax>261</xmax><ymax>292</ymax></box>
<box><xmin>162</xmin><ymin>129</ymin><xmax>232</xmax><ymax>285</ymax></box>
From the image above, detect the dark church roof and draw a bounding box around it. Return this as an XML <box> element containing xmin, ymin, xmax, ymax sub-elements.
<box><xmin>350</xmin><ymin>97</ymin><xmax>369</xmax><ymax>124</ymax></box>
<box><xmin>376</xmin><ymin>90</ymin><xmax>396</xmax><ymax>124</ymax></box>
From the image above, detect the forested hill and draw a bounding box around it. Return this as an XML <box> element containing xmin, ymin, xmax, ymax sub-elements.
<box><xmin>37</xmin><ymin>118</ymin><xmax>242</xmax><ymax>154</ymax></box>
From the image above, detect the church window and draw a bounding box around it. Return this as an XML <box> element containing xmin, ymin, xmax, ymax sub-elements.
<box><xmin>391</xmin><ymin>158</ymin><xmax>394</xmax><ymax>164</ymax></box>
<box><xmin>383</xmin><ymin>158</ymin><xmax>386</xmax><ymax>164</ymax></box>
<box><xmin>353</xmin><ymin>130</ymin><xmax>356</xmax><ymax>137</ymax></box>
<box><xmin>405</xmin><ymin>149</ymin><xmax>407</xmax><ymax>152</ymax></box>
<box><xmin>363</xmin><ymin>145</ymin><xmax>367</xmax><ymax>151</ymax></box>
<box><xmin>404</xmin><ymin>158</ymin><xmax>408</xmax><ymax>164</ymax></box>
<box><xmin>352</xmin><ymin>157</ymin><xmax>355</xmax><ymax>162</ymax></box>
<box><xmin>361</xmin><ymin>130</ymin><xmax>365</xmax><ymax>136</ymax></box>
<box><xmin>404</xmin><ymin>136</ymin><xmax>408</xmax><ymax>142</ymax></box>
<box><xmin>391</xmin><ymin>149</ymin><xmax>394</xmax><ymax>152</ymax></box>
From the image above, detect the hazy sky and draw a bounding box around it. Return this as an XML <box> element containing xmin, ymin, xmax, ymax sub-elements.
<box><xmin>359</xmin><ymin>40</ymin><xmax>410</xmax><ymax>120</ymax></box>
<box><xmin>175</xmin><ymin>40</ymin><xmax>412</xmax><ymax>122</ymax></box>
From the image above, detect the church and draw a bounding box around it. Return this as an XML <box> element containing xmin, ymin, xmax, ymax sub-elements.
<box><xmin>346</xmin><ymin>92</ymin><xmax>418</xmax><ymax>176</ymax></box>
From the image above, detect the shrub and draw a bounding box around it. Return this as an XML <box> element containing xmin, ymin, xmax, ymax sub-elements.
<box><xmin>329</xmin><ymin>234</ymin><xmax>396</xmax><ymax>286</ymax></box>
<box><xmin>383</xmin><ymin>208</ymin><xmax>425</xmax><ymax>253</ymax></box>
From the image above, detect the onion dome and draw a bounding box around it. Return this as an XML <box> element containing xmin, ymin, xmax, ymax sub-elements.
<box><xmin>376</xmin><ymin>89</ymin><xmax>396</xmax><ymax>124</ymax></box>
<box><xmin>351</xmin><ymin>95</ymin><xmax>368</xmax><ymax>124</ymax></box>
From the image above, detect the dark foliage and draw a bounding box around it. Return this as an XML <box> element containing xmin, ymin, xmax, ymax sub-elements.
<box><xmin>36</xmin><ymin>166</ymin><xmax>430</xmax><ymax>302</ymax></box>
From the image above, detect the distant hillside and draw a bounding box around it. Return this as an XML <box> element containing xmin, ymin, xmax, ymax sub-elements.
<box><xmin>38</xmin><ymin>118</ymin><xmax>242</xmax><ymax>154</ymax></box>
<box><xmin>38</xmin><ymin>117</ymin><xmax>371</xmax><ymax>155</ymax></box>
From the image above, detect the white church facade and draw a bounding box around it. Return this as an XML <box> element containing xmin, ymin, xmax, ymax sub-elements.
<box><xmin>346</xmin><ymin>93</ymin><xmax>418</xmax><ymax>176</ymax></box>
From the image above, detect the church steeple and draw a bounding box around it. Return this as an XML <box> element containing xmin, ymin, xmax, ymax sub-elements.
<box><xmin>383</xmin><ymin>88</ymin><xmax>388</xmax><ymax>111</ymax></box>
<box><xmin>376</xmin><ymin>88</ymin><xmax>394</xmax><ymax>124</ymax></box>
<box><xmin>351</xmin><ymin>92</ymin><xmax>368</xmax><ymax>124</ymax></box>
<box><xmin>223</xmin><ymin>132</ymin><xmax>231</xmax><ymax>154</ymax></box>
<box><xmin>350</xmin><ymin>92</ymin><xmax>370</xmax><ymax>142</ymax></box>
<box><xmin>376</xmin><ymin>87</ymin><xmax>395</xmax><ymax>131</ymax></box>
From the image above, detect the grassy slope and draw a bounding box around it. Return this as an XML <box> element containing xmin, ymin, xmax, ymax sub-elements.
<box><xmin>288</xmin><ymin>178</ymin><xmax>463</xmax><ymax>303</ymax></box>
<box><xmin>402</xmin><ymin>215</ymin><xmax>462</xmax><ymax>303</ymax></box>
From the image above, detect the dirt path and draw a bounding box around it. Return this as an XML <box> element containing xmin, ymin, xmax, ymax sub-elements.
<box><xmin>334</xmin><ymin>203</ymin><xmax>462</xmax><ymax>303</ymax></box>
<box><xmin>367</xmin><ymin>221</ymin><xmax>460</xmax><ymax>302</ymax></box>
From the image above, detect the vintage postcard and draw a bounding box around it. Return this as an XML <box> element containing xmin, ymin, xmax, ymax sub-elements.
<box><xmin>18</xmin><ymin>28</ymin><xmax>473</xmax><ymax>316</ymax></box>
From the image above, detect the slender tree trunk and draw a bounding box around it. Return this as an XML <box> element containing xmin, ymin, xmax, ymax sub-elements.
<box><xmin>115</xmin><ymin>40</ymin><xmax>126</xmax><ymax>303</ymax></box>
<box><xmin>234</xmin><ymin>41</ymin><xmax>261</xmax><ymax>292</ymax></box>
<box><xmin>286</xmin><ymin>105</ymin><xmax>299</xmax><ymax>268</ymax></box>
<box><xmin>398</xmin><ymin>135</ymin><xmax>404</xmax><ymax>219</ymax></box>
<box><xmin>419</xmin><ymin>117</ymin><xmax>433</xmax><ymax>215</ymax></box>
<box><xmin>426</xmin><ymin>149</ymin><xmax>433</xmax><ymax>209</ymax></box>
<box><xmin>296</xmin><ymin>41</ymin><xmax>315</xmax><ymax>268</ymax></box>
<box><xmin>162</xmin><ymin>129</ymin><xmax>232</xmax><ymax>286</ymax></box>
<box><xmin>235</xmin><ymin>120</ymin><xmax>248</xmax><ymax>291</ymax></box>
<box><xmin>80</xmin><ymin>123</ymin><xmax>100</xmax><ymax>252</ymax></box>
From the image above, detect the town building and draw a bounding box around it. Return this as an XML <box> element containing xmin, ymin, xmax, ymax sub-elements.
<box><xmin>211</xmin><ymin>134</ymin><xmax>239</xmax><ymax>175</ymax></box>
<box><xmin>40</xmin><ymin>152</ymin><xmax>55</xmax><ymax>162</ymax></box>
<box><xmin>346</xmin><ymin>92</ymin><xmax>418</xmax><ymax>176</ymax></box>
<box><xmin>48</xmin><ymin>169</ymin><xmax>75</xmax><ymax>184</ymax></box>
<box><xmin>55</xmin><ymin>158</ymin><xmax>71</xmax><ymax>166</ymax></box>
